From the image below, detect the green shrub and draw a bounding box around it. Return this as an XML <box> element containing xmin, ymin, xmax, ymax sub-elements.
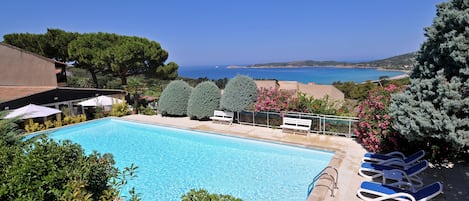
<box><xmin>0</xmin><ymin>116</ymin><xmax>140</xmax><ymax>201</ymax></box>
<box><xmin>53</xmin><ymin>119</ymin><xmax>63</xmax><ymax>128</ymax></box>
<box><xmin>63</xmin><ymin>115</ymin><xmax>73</xmax><ymax>125</ymax></box>
<box><xmin>158</xmin><ymin>80</ymin><xmax>193</xmax><ymax>116</ymax></box>
<box><xmin>70</xmin><ymin>114</ymin><xmax>85</xmax><ymax>124</ymax></box>
<box><xmin>44</xmin><ymin>120</ymin><xmax>54</xmax><ymax>129</ymax></box>
<box><xmin>0</xmin><ymin>112</ymin><xmax>22</xmax><ymax>146</ymax></box>
<box><xmin>24</xmin><ymin>119</ymin><xmax>45</xmax><ymax>133</ymax></box>
<box><xmin>187</xmin><ymin>81</ymin><xmax>221</xmax><ymax>120</ymax></box>
<box><xmin>139</xmin><ymin>106</ymin><xmax>157</xmax><ymax>115</ymax></box>
<box><xmin>220</xmin><ymin>75</ymin><xmax>258</xmax><ymax>112</ymax></box>
<box><xmin>286</xmin><ymin>92</ymin><xmax>346</xmax><ymax>115</ymax></box>
<box><xmin>110</xmin><ymin>101</ymin><xmax>130</xmax><ymax>117</ymax></box>
<box><xmin>24</xmin><ymin>114</ymin><xmax>87</xmax><ymax>133</ymax></box>
<box><xmin>0</xmin><ymin>135</ymin><xmax>139</xmax><ymax>201</ymax></box>
<box><xmin>181</xmin><ymin>189</ymin><xmax>242</xmax><ymax>201</ymax></box>
<box><xmin>94</xmin><ymin>106</ymin><xmax>105</xmax><ymax>119</ymax></box>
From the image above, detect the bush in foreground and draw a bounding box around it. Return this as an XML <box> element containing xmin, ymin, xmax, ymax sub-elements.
<box><xmin>0</xmin><ymin>114</ymin><xmax>139</xmax><ymax>201</ymax></box>
<box><xmin>181</xmin><ymin>189</ymin><xmax>242</xmax><ymax>201</ymax></box>
<box><xmin>220</xmin><ymin>75</ymin><xmax>257</xmax><ymax>112</ymax></box>
<box><xmin>187</xmin><ymin>81</ymin><xmax>221</xmax><ymax>120</ymax></box>
<box><xmin>158</xmin><ymin>80</ymin><xmax>193</xmax><ymax>116</ymax></box>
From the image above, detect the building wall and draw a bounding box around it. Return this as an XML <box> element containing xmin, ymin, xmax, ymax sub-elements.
<box><xmin>0</xmin><ymin>44</ymin><xmax>58</xmax><ymax>86</ymax></box>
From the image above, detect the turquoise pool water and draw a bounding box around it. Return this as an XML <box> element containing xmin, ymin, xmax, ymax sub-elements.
<box><xmin>49</xmin><ymin>118</ymin><xmax>334</xmax><ymax>200</ymax></box>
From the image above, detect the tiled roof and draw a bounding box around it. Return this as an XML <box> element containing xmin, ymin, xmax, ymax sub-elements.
<box><xmin>298</xmin><ymin>83</ymin><xmax>344</xmax><ymax>100</ymax></box>
<box><xmin>277</xmin><ymin>81</ymin><xmax>299</xmax><ymax>91</ymax></box>
<box><xmin>255</xmin><ymin>80</ymin><xmax>344</xmax><ymax>101</ymax></box>
<box><xmin>255</xmin><ymin>80</ymin><xmax>278</xmax><ymax>89</ymax></box>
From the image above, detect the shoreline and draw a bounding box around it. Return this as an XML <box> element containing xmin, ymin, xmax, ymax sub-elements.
<box><xmin>227</xmin><ymin>65</ymin><xmax>410</xmax><ymax>73</ymax></box>
<box><xmin>362</xmin><ymin>74</ymin><xmax>409</xmax><ymax>84</ymax></box>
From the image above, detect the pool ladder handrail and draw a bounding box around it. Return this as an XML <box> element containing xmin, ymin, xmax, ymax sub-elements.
<box><xmin>307</xmin><ymin>166</ymin><xmax>339</xmax><ymax>198</ymax></box>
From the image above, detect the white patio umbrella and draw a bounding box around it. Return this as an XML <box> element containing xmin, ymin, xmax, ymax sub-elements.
<box><xmin>77</xmin><ymin>95</ymin><xmax>123</xmax><ymax>107</ymax></box>
<box><xmin>4</xmin><ymin>104</ymin><xmax>61</xmax><ymax>119</ymax></box>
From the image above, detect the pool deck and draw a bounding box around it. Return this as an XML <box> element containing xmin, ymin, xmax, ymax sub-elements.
<box><xmin>121</xmin><ymin>114</ymin><xmax>467</xmax><ymax>201</ymax></box>
<box><xmin>122</xmin><ymin>114</ymin><xmax>367</xmax><ymax>201</ymax></box>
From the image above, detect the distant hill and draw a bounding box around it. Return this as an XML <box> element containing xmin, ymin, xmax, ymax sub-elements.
<box><xmin>356</xmin><ymin>52</ymin><xmax>416</xmax><ymax>70</ymax></box>
<box><xmin>245</xmin><ymin>52</ymin><xmax>416</xmax><ymax>70</ymax></box>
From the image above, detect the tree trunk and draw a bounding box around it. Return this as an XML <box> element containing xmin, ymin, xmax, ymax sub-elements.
<box><xmin>121</xmin><ymin>76</ymin><xmax>127</xmax><ymax>86</ymax></box>
<box><xmin>89</xmin><ymin>70</ymin><xmax>99</xmax><ymax>88</ymax></box>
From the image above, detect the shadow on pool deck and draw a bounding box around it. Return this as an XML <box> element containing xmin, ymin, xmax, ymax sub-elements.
<box><xmin>419</xmin><ymin>162</ymin><xmax>469</xmax><ymax>201</ymax></box>
<box><xmin>121</xmin><ymin>114</ymin><xmax>468</xmax><ymax>201</ymax></box>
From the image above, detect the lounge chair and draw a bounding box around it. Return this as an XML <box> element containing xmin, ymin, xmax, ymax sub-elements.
<box><xmin>362</xmin><ymin>150</ymin><xmax>425</xmax><ymax>167</ymax></box>
<box><xmin>357</xmin><ymin>181</ymin><xmax>443</xmax><ymax>201</ymax></box>
<box><xmin>359</xmin><ymin>160</ymin><xmax>428</xmax><ymax>188</ymax></box>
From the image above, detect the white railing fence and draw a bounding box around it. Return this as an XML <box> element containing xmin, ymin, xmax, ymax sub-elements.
<box><xmin>236</xmin><ymin>111</ymin><xmax>358</xmax><ymax>137</ymax></box>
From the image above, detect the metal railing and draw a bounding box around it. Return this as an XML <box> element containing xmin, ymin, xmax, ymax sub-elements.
<box><xmin>307</xmin><ymin>166</ymin><xmax>339</xmax><ymax>198</ymax></box>
<box><xmin>236</xmin><ymin>111</ymin><xmax>358</xmax><ymax>137</ymax></box>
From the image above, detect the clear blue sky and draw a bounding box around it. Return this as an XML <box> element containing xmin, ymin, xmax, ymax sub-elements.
<box><xmin>0</xmin><ymin>0</ymin><xmax>445</xmax><ymax>66</ymax></box>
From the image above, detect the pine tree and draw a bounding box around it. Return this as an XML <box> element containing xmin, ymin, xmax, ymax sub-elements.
<box><xmin>390</xmin><ymin>0</ymin><xmax>468</xmax><ymax>149</ymax></box>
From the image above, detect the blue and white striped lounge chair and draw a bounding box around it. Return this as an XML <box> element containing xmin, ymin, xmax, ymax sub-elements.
<box><xmin>362</xmin><ymin>150</ymin><xmax>426</xmax><ymax>167</ymax></box>
<box><xmin>357</xmin><ymin>181</ymin><xmax>443</xmax><ymax>201</ymax></box>
<box><xmin>359</xmin><ymin>160</ymin><xmax>428</xmax><ymax>188</ymax></box>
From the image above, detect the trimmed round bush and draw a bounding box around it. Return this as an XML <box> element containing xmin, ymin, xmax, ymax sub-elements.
<box><xmin>187</xmin><ymin>81</ymin><xmax>221</xmax><ymax>120</ymax></box>
<box><xmin>158</xmin><ymin>80</ymin><xmax>192</xmax><ymax>116</ymax></box>
<box><xmin>220</xmin><ymin>75</ymin><xmax>258</xmax><ymax>112</ymax></box>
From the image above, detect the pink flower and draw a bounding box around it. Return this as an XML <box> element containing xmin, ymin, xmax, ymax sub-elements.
<box><xmin>385</xmin><ymin>84</ymin><xmax>398</xmax><ymax>92</ymax></box>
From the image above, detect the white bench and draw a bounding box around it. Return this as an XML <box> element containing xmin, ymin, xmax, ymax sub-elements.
<box><xmin>210</xmin><ymin>110</ymin><xmax>234</xmax><ymax>125</ymax></box>
<box><xmin>279</xmin><ymin>117</ymin><xmax>312</xmax><ymax>134</ymax></box>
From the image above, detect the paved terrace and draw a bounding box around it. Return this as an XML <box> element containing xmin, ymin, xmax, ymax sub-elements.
<box><xmin>122</xmin><ymin>114</ymin><xmax>466</xmax><ymax>201</ymax></box>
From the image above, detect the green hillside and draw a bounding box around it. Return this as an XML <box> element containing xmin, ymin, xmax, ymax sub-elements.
<box><xmin>357</xmin><ymin>52</ymin><xmax>416</xmax><ymax>69</ymax></box>
<box><xmin>247</xmin><ymin>52</ymin><xmax>416</xmax><ymax>70</ymax></box>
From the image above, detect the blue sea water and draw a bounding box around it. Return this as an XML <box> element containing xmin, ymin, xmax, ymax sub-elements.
<box><xmin>179</xmin><ymin>65</ymin><xmax>405</xmax><ymax>84</ymax></box>
<box><xmin>49</xmin><ymin>118</ymin><xmax>333</xmax><ymax>201</ymax></box>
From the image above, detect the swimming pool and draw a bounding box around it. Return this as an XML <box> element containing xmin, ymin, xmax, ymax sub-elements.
<box><xmin>49</xmin><ymin>118</ymin><xmax>334</xmax><ymax>200</ymax></box>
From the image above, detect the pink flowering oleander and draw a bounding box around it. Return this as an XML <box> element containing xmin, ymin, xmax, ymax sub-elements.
<box><xmin>355</xmin><ymin>84</ymin><xmax>406</xmax><ymax>153</ymax></box>
<box><xmin>255</xmin><ymin>87</ymin><xmax>294</xmax><ymax>112</ymax></box>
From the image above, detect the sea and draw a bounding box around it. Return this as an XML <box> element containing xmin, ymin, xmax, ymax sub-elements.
<box><xmin>178</xmin><ymin>65</ymin><xmax>406</xmax><ymax>84</ymax></box>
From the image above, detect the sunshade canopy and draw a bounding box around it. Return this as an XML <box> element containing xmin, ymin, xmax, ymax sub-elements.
<box><xmin>77</xmin><ymin>95</ymin><xmax>123</xmax><ymax>107</ymax></box>
<box><xmin>4</xmin><ymin>104</ymin><xmax>61</xmax><ymax>119</ymax></box>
